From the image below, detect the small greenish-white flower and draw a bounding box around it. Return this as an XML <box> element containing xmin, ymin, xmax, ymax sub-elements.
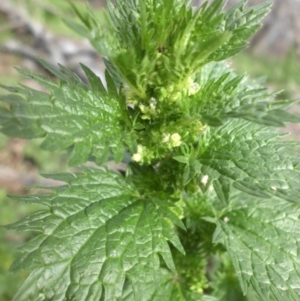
<box><xmin>162</xmin><ymin>133</ymin><xmax>171</xmax><ymax>143</ymax></box>
<box><xmin>139</xmin><ymin>104</ymin><xmax>147</xmax><ymax>114</ymax></box>
<box><xmin>149</xmin><ymin>97</ymin><xmax>157</xmax><ymax>107</ymax></box>
<box><xmin>132</xmin><ymin>153</ymin><xmax>142</xmax><ymax>162</ymax></box>
<box><xmin>139</xmin><ymin>98</ymin><xmax>158</xmax><ymax>120</ymax></box>
<box><xmin>132</xmin><ymin>145</ymin><xmax>154</xmax><ymax>164</ymax></box>
<box><xmin>159</xmin><ymin>87</ymin><xmax>168</xmax><ymax>100</ymax></box>
<box><xmin>170</xmin><ymin>91</ymin><xmax>181</xmax><ymax>102</ymax></box>
<box><xmin>223</xmin><ymin>217</ymin><xmax>230</xmax><ymax>223</ymax></box>
<box><xmin>162</xmin><ymin>133</ymin><xmax>182</xmax><ymax>148</ymax></box>
<box><xmin>170</xmin><ymin>133</ymin><xmax>182</xmax><ymax>147</ymax></box>
<box><xmin>187</xmin><ymin>76</ymin><xmax>194</xmax><ymax>87</ymax></box>
<box><xmin>188</xmin><ymin>82</ymin><xmax>200</xmax><ymax>95</ymax></box>
<box><xmin>201</xmin><ymin>175</ymin><xmax>209</xmax><ymax>186</ymax></box>
<box><xmin>186</xmin><ymin>76</ymin><xmax>200</xmax><ymax>95</ymax></box>
<box><xmin>122</xmin><ymin>85</ymin><xmax>139</xmax><ymax>105</ymax></box>
<box><xmin>132</xmin><ymin>145</ymin><xmax>144</xmax><ymax>162</ymax></box>
<box><xmin>166</xmin><ymin>85</ymin><xmax>175</xmax><ymax>94</ymax></box>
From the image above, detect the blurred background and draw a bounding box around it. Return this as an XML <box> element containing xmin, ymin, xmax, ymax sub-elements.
<box><xmin>0</xmin><ymin>0</ymin><xmax>299</xmax><ymax>300</ymax></box>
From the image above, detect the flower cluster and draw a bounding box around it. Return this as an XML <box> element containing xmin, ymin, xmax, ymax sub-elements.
<box><xmin>131</xmin><ymin>144</ymin><xmax>154</xmax><ymax>164</ymax></box>
<box><xmin>139</xmin><ymin>98</ymin><xmax>159</xmax><ymax>120</ymax></box>
<box><xmin>125</xmin><ymin>73</ymin><xmax>203</xmax><ymax>164</ymax></box>
<box><xmin>162</xmin><ymin>133</ymin><xmax>182</xmax><ymax>148</ymax></box>
<box><xmin>132</xmin><ymin>132</ymin><xmax>182</xmax><ymax>164</ymax></box>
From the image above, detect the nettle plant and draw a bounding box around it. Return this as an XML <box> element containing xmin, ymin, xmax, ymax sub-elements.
<box><xmin>1</xmin><ymin>0</ymin><xmax>300</xmax><ymax>300</ymax></box>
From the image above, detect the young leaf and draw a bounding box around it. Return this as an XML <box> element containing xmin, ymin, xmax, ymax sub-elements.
<box><xmin>194</xmin><ymin>61</ymin><xmax>300</xmax><ymax>127</ymax></box>
<box><xmin>210</xmin><ymin>1</ymin><xmax>272</xmax><ymax>61</ymax></box>
<box><xmin>68</xmin><ymin>0</ymin><xmax>270</xmax><ymax>98</ymax></box>
<box><xmin>8</xmin><ymin>167</ymin><xmax>184</xmax><ymax>301</ymax></box>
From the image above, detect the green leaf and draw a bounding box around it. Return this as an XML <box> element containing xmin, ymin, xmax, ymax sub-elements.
<box><xmin>121</xmin><ymin>268</ymin><xmax>208</xmax><ymax>301</ymax></box>
<box><xmin>113</xmin><ymin>141</ymin><xmax>125</xmax><ymax>163</ymax></box>
<box><xmin>196</xmin><ymin>120</ymin><xmax>300</xmax><ymax>204</ymax></box>
<box><xmin>105</xmin><ymin>69</ymin><xmax>118</xmax><ymax>97</ymax></box>
<box><xmin>64</xmin><ymin>19</ymin><xmax>91</xmax><ymax>37</ymax></box>
<box><xmin>68</xmin><ymin>2</ymin><xmax>94</xmax><ymax>30</ymax></box>
<box><xmin>212</xmin><ymin>176</ymin><xmax>231</xmax><ymax>205</ymax></box>
<box><xmin>213</xmin><ymin>194</ymin><xmax>300</xmax><ymax>301</ymax></box>
<box><xmin>183</xmin><ymin>165</ymin><xmax>191</xmax><ymax>185</ymax></box>
<box><xmin>103</xmin><ymin>58</ymin><xmax>124</xmax><ymax>89</ymax></box>
<box><xmin>0</xmin><ymin>64</ymin><xmax>131</xmax><ymax>166</ymax></box>
<box><xmin>80</xmin><ymin>63</ymin><xmax>106</xmax><ymax>94</ymax></box>
<box><xmin>173</xmin><ymin>156</ymin><xmax>189</xmax><ymax>164</ymax></box>
<box><xmin>68</xmin><ymin>141</ymin><xmax>92</xmax><ymax>166</ymax></box>
<box><xmin>211</xmin><ymin>1</ymin><xmax>271</xmax><ymax>61</ymax></box>
<box><xmin>194</xmin><ymin>61</ymin><xmax>300</xmax><ymax>127</ymax></box>
<box><xmin>8</xmin><ymin>167</ymin><xmax>184</xmax><ymax>301</ymax></box>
